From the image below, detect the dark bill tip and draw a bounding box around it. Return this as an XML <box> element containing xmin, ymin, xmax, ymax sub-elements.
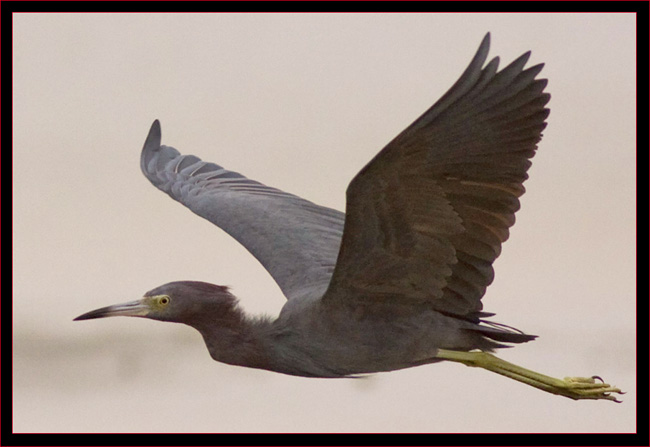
<box><xmin>73</xmin><ymin>308</ymin><xmax>110</xmax><ymax>321</ymax></box>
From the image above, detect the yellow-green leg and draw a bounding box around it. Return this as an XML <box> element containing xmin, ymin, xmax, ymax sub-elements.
<box><xmin>435</xmin><ymin>349</ymin><xmax>623</xmax><ymax>402</ymax></box>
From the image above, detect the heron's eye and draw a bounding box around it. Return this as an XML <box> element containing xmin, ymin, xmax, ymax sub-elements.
<box><xmin>159</xmin><ymin>296</ymin><xmax>170</xmax><ymax>305</ymax></box>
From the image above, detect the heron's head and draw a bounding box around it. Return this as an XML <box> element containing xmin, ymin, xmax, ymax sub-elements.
<box><xmin>74</xmin><ymin>281</ymin><xmax>239</xmax><ymax>326</ymax></box>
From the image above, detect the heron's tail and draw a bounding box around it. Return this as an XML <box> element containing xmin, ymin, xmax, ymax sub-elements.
<box><xmin>466</xmin><ymin>320</ymin><xmax>537</xmax><ymax>349</ymax></box>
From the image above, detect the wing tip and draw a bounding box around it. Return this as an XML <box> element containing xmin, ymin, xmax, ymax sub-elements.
<box><xmin>140</xmin><ymin>119</ymin><xmax>164</xmax><ymax>179</ymax></box>
<box><xmin>143</xmin><ymin>119</ymin><xmax>162</xmax><ymax>153</ymax></box>
<box><xmin>480</xmin><ymin>32</ymin><xmax>491</xmax><ymax>52</ymax></box>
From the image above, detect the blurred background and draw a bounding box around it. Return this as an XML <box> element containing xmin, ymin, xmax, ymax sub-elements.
<box><xmin>13</xmin><ymin>13</ymin><xmax>636</xmax><ymax>433</ymax></box>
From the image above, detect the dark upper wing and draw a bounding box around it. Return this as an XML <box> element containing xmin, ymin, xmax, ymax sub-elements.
<box><xmin>141</xmin><ymin>120</ymin><xmax>345</xmax><ymax>302</ymax></box>
<box><xmin>323</xmin><ymin>33</ymin><xmax>550</xmax><ymax>317</ymax></box>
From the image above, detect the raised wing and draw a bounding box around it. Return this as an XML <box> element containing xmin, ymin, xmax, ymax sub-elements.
<box><xmin>323</xmin><ymin>33</ymin><xmax>550</xmax><ymax>317</ymax></box>
<box><xmin>141</xmin><ymin>120</ymin><xmax>345</xmax><ymax>302</ymax></box>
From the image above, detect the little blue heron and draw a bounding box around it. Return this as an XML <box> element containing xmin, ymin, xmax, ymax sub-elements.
<box><xmin>75</xmin><ymin>34</ymin><xmax>622</xmax><ymax>401</ymax></box>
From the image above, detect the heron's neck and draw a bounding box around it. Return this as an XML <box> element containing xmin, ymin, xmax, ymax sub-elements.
<box><xmin>186</xmin><ymin>299</ymin><xmax>343</xmax><ymax>377</ymax></box>
<box><xmin>189</xmin><ymin>304</ymin><xmax>275</xmax><ymax>372</ymax></box>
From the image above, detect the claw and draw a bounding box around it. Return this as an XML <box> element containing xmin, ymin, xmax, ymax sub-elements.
<box><xmin>561</xmin><ymin>376</ymin><xmax>624</xmax><ymax>402</ymax></box>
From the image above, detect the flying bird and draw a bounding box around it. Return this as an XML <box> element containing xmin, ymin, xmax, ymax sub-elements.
<box><xmin>75</xmin><ymin>34</ymin><xmax>622</xmax><ymax>401</ymax></box>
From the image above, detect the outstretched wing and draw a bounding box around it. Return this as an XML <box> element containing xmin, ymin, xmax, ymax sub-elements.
<box><xmin>141</xmin><ymin>120</ymin><xmax>345</xmax><ymax>302</ymax></box>
<box><xmin>323</xmin><ymin>33</ymin><xmax>550</xmax><ymax>317</ymax></box>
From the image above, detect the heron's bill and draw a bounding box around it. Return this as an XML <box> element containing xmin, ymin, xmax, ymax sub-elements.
<box><xmin>74</xmin><ymin>299</ymin><xmax>149</xmax><ymax>321</ymax></box>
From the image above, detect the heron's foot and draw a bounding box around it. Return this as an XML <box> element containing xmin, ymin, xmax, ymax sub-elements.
<box><xmin>435</xmin><ymin>349</ymin><xmax>624</xmax><ymax>402</ymax></box>
<box><xmin>556</xmin><ymin>376</ymin><xmax>624</xmax><ymax>402</ymax></box>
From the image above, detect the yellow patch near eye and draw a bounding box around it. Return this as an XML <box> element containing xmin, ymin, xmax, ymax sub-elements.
<box><xmin>148</xmin><ymin>294</ymin><xmax>170</xmax><ymax>308</ymax></box>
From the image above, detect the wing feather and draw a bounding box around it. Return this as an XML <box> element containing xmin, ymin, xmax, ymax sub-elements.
<box><xmin>324</xmin><ymin>33</ymin><xmax>550</xmax><ymax>317</ymax></box>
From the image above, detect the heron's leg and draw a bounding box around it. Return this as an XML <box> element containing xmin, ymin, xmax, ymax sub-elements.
<box><xmin>435</xmin><ymin>349</ymin><xmax>623</xmax><ymax>402</ymax></box>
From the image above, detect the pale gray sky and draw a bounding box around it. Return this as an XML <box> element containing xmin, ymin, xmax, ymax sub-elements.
<box><xmin>14</xmin><ymin>13</ymin><xmax>636</xmax><ymax>432</ymax></box>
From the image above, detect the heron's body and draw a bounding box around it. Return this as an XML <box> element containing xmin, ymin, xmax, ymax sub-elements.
<box><xmin>75</xmin><ymin>34</ymin><xmax>623</xmax><ymax>401</ymax></box>
<box><xmin>215</xmin><ymin>299</ymin><xmax>479</xmax><ymax>377</ymax></box>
